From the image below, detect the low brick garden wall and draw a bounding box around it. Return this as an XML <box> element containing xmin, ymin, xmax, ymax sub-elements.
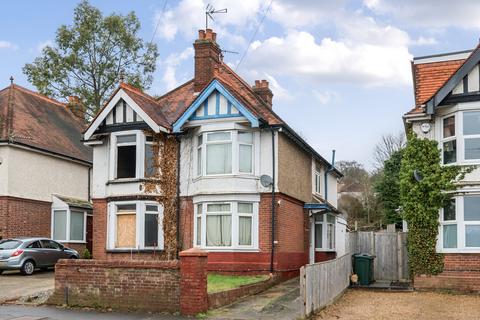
<box><xmin>48</xmin><ymin>248</ymin><xmax>208</xmax><ymax>315</ymax></box>
<box><xmin>208</xmin><ymin>275</ymin><xmax>279</xmax><ymax>309</ymax></box>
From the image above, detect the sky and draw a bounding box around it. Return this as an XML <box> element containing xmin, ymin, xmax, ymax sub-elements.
<box><xmin>1</xmin><ymin>0</ymin><xmax>480</xmax><ymax>170</ymax></box>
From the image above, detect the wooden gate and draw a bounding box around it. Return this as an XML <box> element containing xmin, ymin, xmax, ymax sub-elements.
<box><xmin>349</xmin><ymin>231</ymin><xmax>409</xmax><ymax>281</ymax></box>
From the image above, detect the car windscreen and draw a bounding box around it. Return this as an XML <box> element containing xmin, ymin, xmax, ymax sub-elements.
<box><xmin>0</xmin><ymin>240</ymin><xmax>21</xmax><ymax>250</ymax></box>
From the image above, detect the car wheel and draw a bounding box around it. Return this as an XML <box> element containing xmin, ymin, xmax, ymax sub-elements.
<box><xmin>20</xmin><ymin>260</ymin><xmax>35</xmax><ymax>276</ymax></box>
<box><xmin>69</xmin><ymin>256</ymin><xmax>78</xmax><ymax>259</ymax></box>
<box><xmin>0</xmin><ymin>269</ymin><xmax>3</xmax><ymax>275</ymax></box>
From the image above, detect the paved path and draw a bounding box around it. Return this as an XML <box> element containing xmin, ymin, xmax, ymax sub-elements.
<box><xmin>208</xmin><ymin>277</ymin><xmax>302</xmax><ymax>320</ymax></box>
<box><xmin>0</xmin><ymin>306</ymin><xmax>186</xmax><ymax>320</ymax></box>
<box><xmin>0</xmin><ymin>271</ymin><xmax>54</xmax><ymax>304</ymax></box>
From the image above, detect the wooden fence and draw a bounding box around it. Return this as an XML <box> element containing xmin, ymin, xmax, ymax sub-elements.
<box><xmin>300</xmin><ymin>253</ymin><xmax>351</xmax><ymax>318</ymax></box>
<box><xmin>349</xmin><ymin>231</ymin><xmax>409</xmax><ymax>281</ymax></box>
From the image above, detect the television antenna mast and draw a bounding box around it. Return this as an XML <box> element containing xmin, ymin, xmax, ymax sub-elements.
<box><xmin>205</xmin><ymin>4</ymin><xmax>227</xmax><ymax>29</ymax></box>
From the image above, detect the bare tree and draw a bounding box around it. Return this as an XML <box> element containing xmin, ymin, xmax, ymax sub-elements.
<box><xmin>372</xmin><ymin>132</ymin><xmax>406</xmax><ymax>170</ymax></box>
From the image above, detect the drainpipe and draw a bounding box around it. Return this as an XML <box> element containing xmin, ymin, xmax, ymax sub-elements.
<box><xmin>270</xmin><ymin>129</ymin><xmax>276</xmax><ymax>274</ymax></box>
<box><xmin>324</xmin><ymin>150</ymin><xmax>336</xmax><ymax>203</ymax></box>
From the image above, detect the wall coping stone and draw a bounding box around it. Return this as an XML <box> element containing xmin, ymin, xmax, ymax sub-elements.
<box><xmin>179</xmin><ymin>247</ymin><xmax>208</xmax><ymax>257</ymax></box>
<box><xmin>56</xmin><ymin>258</ymin><xmax>179</xmax><ymax>269</ymax></box>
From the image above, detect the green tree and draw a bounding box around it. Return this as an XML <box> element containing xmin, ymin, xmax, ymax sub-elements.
<box><xmin>400</xmin><ymin>134</ymin><xmax>470</xmax><ymax>276</ymax></box>
<box><xmin>375</xmin><ymin>149</ymin><xmax>403</xmax><ymax>226</ymax></box>
<box><xmin>23</xmin><ymin>0</ymin><xmax>158</xmax><ymax>118</ymax></box>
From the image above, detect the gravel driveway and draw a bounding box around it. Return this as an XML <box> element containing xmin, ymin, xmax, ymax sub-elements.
<box><xmin>0</xmin><ymin>270</ymin><xmax>54</xmax><ymax>304</ymax></box>
<box><xmin>316</xmin><ymin>289</ymin><xmax>480</xmax><ymax>320</ymax></box>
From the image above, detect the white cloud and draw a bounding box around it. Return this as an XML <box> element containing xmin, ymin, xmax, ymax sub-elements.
<box><xmin>154</xmin><ymin>0</ymin><xmax>263</xmax><ymax>41</ymax></box>
<box><xmin>364</xmin><ymin>0</ymin><xmax>480</xmax><ymax>30</ymax></box>
<box><xmin>264</xmin><ymin>74</ymin><xmax>292</xmax><ymax>101</ymax></box>
<box><xmin>0</xmin><ymin>41</ymin><xmax>18</xmax><ymax>50</ymax></box>
<box><xmin>161</xmin><ymin>47</ymin><xmax>194</xmax><ymax>90</ymax></box>
<box><xmin>242</xmin><ymin>15</ymin><xmax>413</xmax><ymax>87</ymax></box>
<box><xmin>312</xmin><ymin>90</ymin><xmax>338</xmax><ymax>105</ymax></box>
<box><xmin>410</xmin><ymin>36</ymin><xmax>437</xmax><ymax>46</ymax></box>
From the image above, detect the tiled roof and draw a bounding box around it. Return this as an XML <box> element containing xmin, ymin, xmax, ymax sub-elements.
<box><xmin>413</xmin><ymin>59</ymin><xmax>466</xmax><ymax>108</ymax></box>
<box><xmin>0</xmin><ymin>84</ymin><xmax>92</xmax><ymax>163</ymax></box>
<box><xmin>156</xmin><ymin>62</ymin><xmax>284</xmax><ymax>126</ymax></box>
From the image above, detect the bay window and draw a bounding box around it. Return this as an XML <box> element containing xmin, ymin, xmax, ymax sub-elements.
<box><xmin>463</xmin><ymin>111</ymin><xmax>480</xmax><ymax>160</ymax></box>
<box><xmin>144</xmin><ymin>136</ymin><xmax>156</xmax><ymax>177</ymax></box>
<box><xmin>442</xmin><ymin>115</ymin><xmax>456</xmax><ymax>164</ymax></box>
<box><xmin>440</xmin><ymin>195</ymin><xmax>480</xmax><ymax>251</ymax></box>
<box><xmin>314</xmin><ymin>214</ymin><xmax>335</xmax><ymax>251</ymax></box>
<box><xmin>196</xmin><ymin>130</ymin><xmax>254</xmax><ymax>176</ymax></box>
<box><xmin>52</xmin><ymin>209</ymin><xmax>86</xmax><ymax>243</ymax></box>
<box><xmin>108</xmin><ymin>201</ymin><xmax>164</xmax><ymax>250</ymax></box>
<box><xmin>116</xmin><ymin>134</ymin><xmax>137</xmax><ymax>178</ymax></box>
<box><xmin>194</xmin><ymin>201</ymin><xmax>258</xmax><ymax>250</ymax></box>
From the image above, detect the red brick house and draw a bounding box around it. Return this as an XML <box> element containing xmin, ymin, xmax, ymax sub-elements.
<box><xmin>0</xmin><ymin>83</ymin><xmax>93</xmax><ymax>253</ymax></box>
<box><xmin>83</xmin><ymin>29</ymin><xmax>345</xmax><ymax>274</ymax></box>
<box><xmin>404</xmin><ymin>46</ymin><xmax>480</xmax><ymax>291</ymax></box>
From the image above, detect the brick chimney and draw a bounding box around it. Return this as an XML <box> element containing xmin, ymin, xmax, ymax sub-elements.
<box><xmin>194</xmin><ymin>29</ymin><xmax>222</xmax><ymax>93</ymax></box>
<box><xmin>67</xmin><ymin>96</ymin><xmax>87</xmax><ymax>121</ymax></box>
<box><xmin>252</xmin><ymin>80</ymin><xmax>273</xmax><ymax>108</ymax></box>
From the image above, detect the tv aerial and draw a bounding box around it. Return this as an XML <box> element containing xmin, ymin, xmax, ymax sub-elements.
<box><xmin>205</xmin><ymin>4</ymin><xmax>227</xmax><ymax>29</ymax></box>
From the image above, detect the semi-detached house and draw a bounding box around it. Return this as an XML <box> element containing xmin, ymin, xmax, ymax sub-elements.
<box><xmin>405</xmin><ymin>44</ymin><xmax>480</xmax><ymax>290</ymax></box>
<box><xmin>84</xmin><ymin>29</ymin><xmax>345</xmax><ymax>274</ymax></box>
<box><xmin>0</xmin><ymin>83</ymin><xmax>92</xmax><ymax>253</ymax></box>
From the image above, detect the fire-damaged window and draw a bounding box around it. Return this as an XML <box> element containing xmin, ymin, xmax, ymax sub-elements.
<box><xmin>116</xmin><ymin>134</ymin><xmax>137</xmax><ymax>178</ymax></box>
<box><xmin>144</xmin><ymin>136</ymin><xmax>156</xmax><ymax>177</ymax></box>
<box><xmin>194</xmin><ymin>201</ymin><xmax>258</xmax><ymax>250</ymax></box>
<box><xmin>108</xmin><ymin>201</ymin><xmax>164</xmax><ymax>250</ymax></box>
<box><xmin>314</xmin><ymin>214</ymin><xmax>335</xmax><ymax>251</ymax></box>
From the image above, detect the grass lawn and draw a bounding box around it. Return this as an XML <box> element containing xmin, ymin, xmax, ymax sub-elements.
<box><xmin>207</xmin><ymin>273</ymin><xmax>269</xmax><ymax>293</ymax></box>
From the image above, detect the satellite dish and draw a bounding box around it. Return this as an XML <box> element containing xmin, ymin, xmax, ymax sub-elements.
<box><xmin>413</xmin><ymin>170</ymin><xmax>423</xmax><ymax>182</ymax></box>
<box><xmin>260</xmin><ymin>175</ymin><xmax>273</xmax><ymax>187</ymax></box>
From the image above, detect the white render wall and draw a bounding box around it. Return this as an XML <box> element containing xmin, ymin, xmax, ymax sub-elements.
<box><xmin>3</xmin><ymin>145</ymin><xmax>89</xmax><ymax>202</ymax></box>
<box><xmin>179</xmin><ymin>122</ymin><xmax>277</xmax><ymax>198</ymax></box>
<box><xmin>0</xmin><ymin>146</ymin><xmax>9</xmax><ymax>196</ymax></box>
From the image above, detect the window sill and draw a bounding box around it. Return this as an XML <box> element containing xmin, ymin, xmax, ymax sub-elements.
<box><xmin>106</xmin><ymin>248</ymin><xmax>164</xmax><ymax>253</ymax></box>
<box><xmin>193</xmin><ymin>174</ymin><xmax>258</xmax><ymax>182</ymax></box>
<box><xmin>107</xmin><ymin>178</ymin><xmax>161</xmax><ymax>185</ymax></box>
<box><xmin>195</xmin><ymin>246</ymin><xmax>259</xmax><ymax>252</ymax></box>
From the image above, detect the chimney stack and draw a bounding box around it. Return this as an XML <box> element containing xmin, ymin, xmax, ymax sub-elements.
<box><xmin>252</xmin><ymin>80</ymin><xmax>273</xmax><ymax>108</ymax></box>
<box><xmin>67</xmin><ymin>96</ymin><xmax>87</xmax><ymax>121</ymax></box>
<box><xmin>194</xmin><ymin>29</ymin><xmax>222</xmax><ymax>93</ymax></box>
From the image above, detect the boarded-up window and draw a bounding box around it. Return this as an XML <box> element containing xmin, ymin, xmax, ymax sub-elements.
<box><xmin>116</xmin><ymin>204</ymin><xmax>136</xmax><ymax>248</ymax></box>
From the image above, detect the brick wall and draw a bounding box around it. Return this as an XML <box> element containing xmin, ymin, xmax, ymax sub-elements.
<box><xmin>179</xmin><ymin>193</ymin><xmax>310</xmax><ymax>275</ymax></box>
<box><xmin>414</xmin><ymin>253</ymin><xmax>480</xmax><ymax>293</ymax></box>
<box><xmin>49</xmin><ymin>249</ymin><xmax>209</xmax><ymax>315</ymax></box>
<box><xmin>0</xmin><ymin>196</ymin><xmax>51</xmax><ymax>239</ymax></box>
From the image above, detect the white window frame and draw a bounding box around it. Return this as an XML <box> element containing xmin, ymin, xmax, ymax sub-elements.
<box><xmin>51</xmin><ymin>208</ymin><xmax>87</xmax><ymax>244</ymax></box>
<box><xmin>106</xmin><ymin>200</ymin><xmax>164</xmax><ymax>250</ymax></box>
<box><xmin>196</xmin><ymin>130</ymin><xmax>255</xmax><ymax>177</ymax></box>
<box><xmin>439</xmin><ymin>195</ymin><xmax>480</xmax><ymax>253</ymax></box>
<box><xmin>313</xmin><ymin>170</ymin><xmax>321</xmax><ymax>195</ymax></box>
<box><xmin>441</xmin><ymin>114</ymin><xmax>457</xmax><ymax>165</ymax></box>
<box><xmin>193</xmin><ymin>201</ymin><xmax>259</xmax><ymax>251</ymax></box>
<box><xmin>314</xmin><ymin>213</ymin><xmax>336</xmax><ymax>252</ymax></box>
<box><xmin>462</xmin><ymin>111</ymin><xmax>480</xmax><ymax>163</ymax></box>
<box><xmin>109</xmin><ymin>130</ymin><xmax>149</xmax><ymax>180</ymax></box>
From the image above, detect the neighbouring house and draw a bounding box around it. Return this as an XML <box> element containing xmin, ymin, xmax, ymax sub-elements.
<box><xmin>404</xmin><ymin>45</ymin><xmax>480</xmax><ymax>291</ymax></box>
<box><xmin>83</xmin><ymin>29</ymin><xmax>345</xmax><ymax>274</ymax></box>
<box><xmin>0</xmin><ymin>83</ymin><xmax>93</xmax><ymax>253</ymax></box>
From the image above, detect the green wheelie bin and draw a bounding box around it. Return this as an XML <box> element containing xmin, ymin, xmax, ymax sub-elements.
<box><xmin>353</xmin><ymin>254</ymin><xmax>375</xmax><ymax>285</ymax></box>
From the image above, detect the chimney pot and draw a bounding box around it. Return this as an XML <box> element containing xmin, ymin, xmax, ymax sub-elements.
<box><xmin>205</xmin><ymin>28</ymin><xmax>213</xmax><ymax>40</ymax></box>
<box><xmin>255</xmin><ymin>80</ymin><xmax>261</xmax><ymax>87</ymax></box>
<box><xmin>198</xmin><ymin>30</ymin><xmax>206</xmax><ymax>40</ymax></box>
<box><xmin>253</xmin><ymin>79</ymin><xmax>273</xmax><ymax>108</ymax></box>
<box><xmin>212</xmin><ymin>32</ymin><xmax>217</xmax><ymax>42</ymax></box>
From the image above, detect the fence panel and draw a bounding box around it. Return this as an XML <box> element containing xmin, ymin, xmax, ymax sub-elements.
<box><xmin>300</xmin><ymin>254</ymin><xmax>351</xmax><ymax>317</ymax></box>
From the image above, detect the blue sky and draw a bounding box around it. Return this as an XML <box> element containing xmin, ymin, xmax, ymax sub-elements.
<box><xmin>1</xmin><ymin>0</ymin><xmax>480</xmax><ymax>169</ymax></box>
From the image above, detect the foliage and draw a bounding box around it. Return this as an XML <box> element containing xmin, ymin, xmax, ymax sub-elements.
<box><xmin>82</xmin><ymin>248</ymin><xmax>92</xmax><ymax>259</ymax></box>
<box><xmin>23</xmin><ymin>0</ymin><xmax>158</xmax><ymax>119</ymax></box>
<box><xmin>207</xmin><ymin>274</ymin><xmax>269</xmax><ymax>293</ymax></box>
<box><xmin>337</xmin><ymin>160</ymin><xmax>383</xmax><ymax>229</ymax></box>
<box><xmin>375</xmin><ymin>149</ymin><xmax>404</xmax><ymax>226</ymax></box>
<box><xmin>399</xmin><ymin>133</ymin><xmax>471</xmax><ymax>276</ymax></box>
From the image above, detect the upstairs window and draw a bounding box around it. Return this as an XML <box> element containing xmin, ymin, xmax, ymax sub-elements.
<box><xmin>116</xmin><ymin>134</ymin><xmax>136</xmax><ymax>178</ymax></box>
<box><xmin>314</xmin><ymin>168</ymin><xmax>321</xmax><ymax>195</ymax></box>
<box><xmin>145</xmin><ymin>136</ymin><xmax>156</xmax><ymax>177</ymax></box>
<box><xmin>197</xmin><ymin>130</ymin><xmax>255</xmax><ymax>176</ymax></box>
<box><xmin>463</xmin><ymin>111</ymin><xmax>480</xmax><ymax>160</ymax></box>
<box><xmin>442</xmin><ymin>115</ymin><xmax>456</xmax><ymax>164</ymax></box>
